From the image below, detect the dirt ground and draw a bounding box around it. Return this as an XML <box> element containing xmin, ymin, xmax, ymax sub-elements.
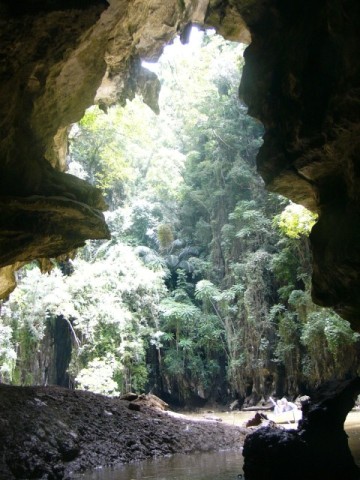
<box><xmin>0</xmin><ymin>385</ymin><xmax>248</xmax><ymax>479</ymax></box>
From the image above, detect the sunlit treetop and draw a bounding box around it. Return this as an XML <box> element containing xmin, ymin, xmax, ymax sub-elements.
<box><xmin>274</xmin><ymin>202</ymin><xmax>318</xmax><ymax>239</ymax></box>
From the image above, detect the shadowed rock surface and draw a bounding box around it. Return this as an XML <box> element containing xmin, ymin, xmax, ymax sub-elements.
<box><xmin>243</xmin><ymin>378</ymin><xmax>360</xmax><ymax>480</ymax></box>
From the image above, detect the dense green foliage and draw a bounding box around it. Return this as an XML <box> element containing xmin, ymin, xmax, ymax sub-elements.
<box><xmin>1</xmin><ymin>29</ymin><xmax>359</xmax><ymax>403</ymax></box>
<box><xmin>0</xmin><ymin>247</ymin><xmax>166</xmax><ymax>393</ymax></box>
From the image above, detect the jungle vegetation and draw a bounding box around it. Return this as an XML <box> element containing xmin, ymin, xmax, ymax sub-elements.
<box><xmin>0</xmin><ymin>29</ymin><xmax>359</xmax><ymax>406</ymax></box>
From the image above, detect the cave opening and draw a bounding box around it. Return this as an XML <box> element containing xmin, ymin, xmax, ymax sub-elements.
<box><xmin>1</xmin><ymin>1</ymin><xmax>360</xmax><ymax>477</ymax></box>
<box><xmin>1</xmin><ymin>23</ymin><xmax>359</xmax><ymax>411</ymax></box>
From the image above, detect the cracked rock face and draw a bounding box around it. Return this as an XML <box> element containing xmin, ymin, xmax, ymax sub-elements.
<box><xmin>1</xmin><ymin>0</ymin><xmax>360</xmax><ymax>327</ymax></box>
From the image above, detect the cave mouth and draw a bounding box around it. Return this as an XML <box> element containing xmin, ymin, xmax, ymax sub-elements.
<box><xmin>1</xmin><ymin>2</ymin><xmax>360</xmax><ymax>479</ymax></box>
<box><xmin>3</xmin><ymin>21</ymin><xmax>358</xmax><ymax>414</ymax></box>
<box><xmin>2</xmin><ymin>27</ymin><xmax>264</xmax><ymax>397</ymax></box>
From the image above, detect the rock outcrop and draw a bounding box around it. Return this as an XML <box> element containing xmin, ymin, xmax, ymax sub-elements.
<box><xmin>1</xmin><ymin>0</ymin><xmax>360</xmax><ymax>327</ymax></box>
<box><xmin>243</xmin><ymin>378</ymin><xmax>360</xmax><ymax>480</ymax></box>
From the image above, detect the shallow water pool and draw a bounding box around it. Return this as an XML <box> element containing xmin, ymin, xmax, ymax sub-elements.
<box><xmin>80</xmin><ymin>449</ymin><xmax>244</xmax><ymax>480</ymax></box>
<box><xmin>79</xmin><ymin>411</ymin><xmax>360</xmax><ymax>479</ymax></box>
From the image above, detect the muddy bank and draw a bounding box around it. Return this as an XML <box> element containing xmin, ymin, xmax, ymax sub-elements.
<box><xmin>0</xmin><ymin>385</ymin><xmax>247</xmax><ymax>479</ymax></box>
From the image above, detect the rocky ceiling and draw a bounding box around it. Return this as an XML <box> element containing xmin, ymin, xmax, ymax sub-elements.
<box><xmin>0</xmin><ymin>0</ymin><xmax>359</xmax><ymax>328</ymax></box>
